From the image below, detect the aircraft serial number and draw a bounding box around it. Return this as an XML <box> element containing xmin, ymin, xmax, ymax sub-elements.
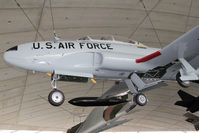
<box><xmin>32</xmin><ymin>42</ymin><xmax>113</xmax><ymax>50</ymax></box>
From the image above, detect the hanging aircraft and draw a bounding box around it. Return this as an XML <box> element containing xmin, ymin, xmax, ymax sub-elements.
<box><xmin>175</xmin><ymin>90</ymin><xmax>199</xmax><ymax>131</ymax></box>
<box><xmin>3</xmin><ymin>26</ymin><xmax>199</xmax><ymax>107</ymax></box>
<box><xmin>175</xmin><ymin>90</ymin><xmax>199</xmax><ymax>113</ymax></box>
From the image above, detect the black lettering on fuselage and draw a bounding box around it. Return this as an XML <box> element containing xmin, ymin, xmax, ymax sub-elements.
<box><xmin>58</xmin><ymin>42</ymin><xmax>65</xmax><ymax>49</ymax></box>
<box><xmin>32</xmin><ymin>41</ymin><xmax>113</xmax><ymax>50</ymax></box>
<box><xmin>68</xmin><ymin>42</ymin><xmax>75</xmax><ymax>49</ymax></box>
<box><xmin>64</xmin><ymin>42</ymin><xmax>68</xmax><ymax>49</ymax></box>
<box><xmin>93</xmin><ymin>43</ymin><xmax>100</xmax><ymax>49</ymax></box>
<box><xmin>46</xmin><ymin>42</ymin><xmax>52</xmax><ymax>49</ymax></box>
<box><xmin>100</xmin><ymin>43</ymin><xmax>106</xmax><ymax>49</ymax></box>
<box><xmin>79</xmin><ymin>43</ymin><xmax>85</xmax><ymax>49</ymax></box>
<box><xmin>106</xmin><ymin>44</ymin><xmax>113</xmax><ymax>50</ymax></box>
<box><xmin>87</xmin><ymin>43</ymin><xmax>93</xmax><ymax>49</ymax></box>
<box><xmin>33</xmin><ymin>42</ymin><xmax>40</xmax><ymax>49</ymax></box>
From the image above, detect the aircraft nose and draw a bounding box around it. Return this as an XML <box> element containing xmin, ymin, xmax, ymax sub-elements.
<box><xmin>3</xmin><ymin>46</ymin><xmax>23</xmax><ymax>67</ymax></box>
<box><xmin>4</xmin><ymin>50</ymin><xmax>17</xmax><ymax>65</ymax></box>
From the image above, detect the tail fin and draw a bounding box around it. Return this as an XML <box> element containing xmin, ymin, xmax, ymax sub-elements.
<box><xmin>145</xmin><ymin>26</ymin><xmax>199</xmax><ymax>67</ymax></box>
<box><xmin>175</xmin><ymin>90</ymin><xmax>195</xmax><ymax>108</ymax></box>
<box><xmin>162</xmin><ymin>25</ymin><xmax>199</xmax><ymax>60</ymax></box>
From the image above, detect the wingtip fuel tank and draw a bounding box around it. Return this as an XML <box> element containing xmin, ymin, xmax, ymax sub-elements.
<box><xmin>68</xmin><ymin>97</ymin><xmax>128</xmax><ymax>107</ymax></box>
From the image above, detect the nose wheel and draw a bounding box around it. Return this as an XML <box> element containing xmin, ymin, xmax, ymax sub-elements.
<box><xmin>48</xmin><ymin>73</ymin><xmax>65</xmax><ymax>106</ymax></box>
<box><xmin>48</xmin><ymin>89</ymin><xmax>65</xmax><ymax>106</ymax></box>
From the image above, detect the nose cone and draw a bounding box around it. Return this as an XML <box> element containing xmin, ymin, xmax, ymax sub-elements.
<box><xmin>3</xmin><ymin>46</ymin><xmax>25</xmax><ymax>68</ymax></box>
<box><xmin>68</xmin><ymin>99</ymin><xmax>76</xmax><ymax>105</ymax></box>
<box><xmin>4</xmin><ymin>45</ymin><xmax>18</xmax><ymax>62</ymax></box>
<box><xmin>4</xmin><ymin>50</ymin><xmax>18</xmax><ymax>66</ymax></box>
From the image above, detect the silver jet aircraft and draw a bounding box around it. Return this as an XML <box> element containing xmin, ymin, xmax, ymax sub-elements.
<box><xmin>3</xmin><ymin>26</ymin><xmax>199</xmax><ymax>107</ymax></box>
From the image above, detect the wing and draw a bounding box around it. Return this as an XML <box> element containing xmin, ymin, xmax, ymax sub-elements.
<box><xmin>67</xmin><ymin>82</ymin><xmax>139</xmax><ymax>133</ymax></box>
<box><xmin>67</xmin><ymin>79</ymin><xmax>167</xmax><ymax>133</ymax></box>
<box><xmin>97</xmin><ymin>119</ymin><xmax>131</xmax><ymax>132</ymax></box>
<box><xmin>66</xmin><ymin>107</ymin><xmax>105</xmax><ymax>133</ymax></box>
<box><xmin>136</xmin><ymin>26</ymin><xmax>199</xmax><ymax>80</ymax></box>
<box><xmin>67</xmin><ymin>103</ymin><xmax>136</xmax><ymax>133</ymax></box>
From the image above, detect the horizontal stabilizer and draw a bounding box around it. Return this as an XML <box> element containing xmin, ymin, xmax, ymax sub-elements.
<box><xmin>179</xmin><ymin>58</ymin><xmax>199</xmax><ymax>81</ymax></box>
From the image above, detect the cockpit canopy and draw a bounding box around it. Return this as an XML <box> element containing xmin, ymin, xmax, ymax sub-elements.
<box><xmin>6</xmin><ymin>46</ymin><xmax>18</xmax><ymax>51</ymax></box>
<box><xmin>78</xmin><ymin>35</ymin><xmax>140</xmax><ymax>45</ymax></box>
<box><xmin>78</xmin><ymin>36</ymin><xmax>92</xmax><ymax>40</ymax></box>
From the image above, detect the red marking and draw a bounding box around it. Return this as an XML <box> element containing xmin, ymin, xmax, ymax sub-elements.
<box><xmin>186</xmin><ymin>118</ymin><xmax>194</xmax><ymax>123</ymax></box>
<box><xmin>115</xmin><ymin>81</ymin><xmax>120</xmax><ymax>85</ymax></box>
<box><xmin>136</xmin><ymin>51</ymin><xmax>161</xmax><ymax>63</ymax></box>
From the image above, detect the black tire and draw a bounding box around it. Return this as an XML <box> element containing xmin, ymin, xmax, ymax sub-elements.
<box><xmin>48</xmin><ymin>89</ymin><xmax>65</xmax><ymax>106</ymax></box>
<box><xmin>135</xmin><ymin>93</ymin><xmax>147</xmax><ymax>106</ymax></box>
<box><xmin>176</xmin><ymin>72</ymin><xmax>190</xmax><ymax>88</ymax></box>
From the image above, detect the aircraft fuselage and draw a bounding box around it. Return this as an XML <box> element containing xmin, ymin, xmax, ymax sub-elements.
<box><xmin>4</xmin><ymin>39</ymin><xmax>159</xmax><ymax>79</ymax></box>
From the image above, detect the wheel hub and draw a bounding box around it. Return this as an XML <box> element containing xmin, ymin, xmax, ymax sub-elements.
<box><xmin>52</xmin><ymin>91</ymin><xmax>63</xmax><ymax>103</ymax></box>
<box><xmin>139</xmin><ymin>95</ymin><xmax>146</xmax><ymax>104</ymax></box>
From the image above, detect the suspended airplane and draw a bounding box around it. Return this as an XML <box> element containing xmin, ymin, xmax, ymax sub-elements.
<box><xmin>175</xmin><ymin>89</ymin><xmax>199</xmax><ymax>113</ymax></box>
<box><xmin>3</xmin><ymin>26</ymin><xmax>199</xmax><ymax>107</ymax></box>
<box><xmin>175</xmin><ymin>90</ymin><xmax>199</xmax><ymax>130</ymax></box>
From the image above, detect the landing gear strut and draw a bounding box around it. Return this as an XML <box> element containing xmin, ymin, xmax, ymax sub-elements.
<box><xmin>125</xmin><ymin>73</ymin><xmax>161</xmax><ymax>106</ymax></box>
<box><xmin>48</xmin><ymin>73</ymin><xmax>65</xmax><ymax>106</ymax></box>
<box><xmin>176</xmin><ymin>72</ymin><xmax>190</xmax><ymax>88</ymax></box>
<box><xmin>125</xmin><ymin>74</ymin><xmax>148</xmax><ymax>106</ymax></box>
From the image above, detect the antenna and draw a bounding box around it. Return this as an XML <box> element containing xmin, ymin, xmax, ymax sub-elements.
<box><xmin>14</xmin><ymin>0</ymin><xmax>45</xmax><ymax>41</ymax></box>
<box><xmin>54</xmin><ymin>31</ymin><xmax>60</xmax><ymax>43</ymax></box>
<box><xmin>49</xmin><ymin>0</ymin><xmax>60</xmax><ymax>42</ymax></box>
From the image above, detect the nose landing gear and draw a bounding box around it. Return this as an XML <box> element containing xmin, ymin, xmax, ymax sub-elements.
<box><xmin>48</xmin><ymin>89</ymin><xmax>65</xmax><ymax>106</ymax></box>
<box><xmin>48</xmin><ymin>73</ymin><xmax>65</xmax><ymax>106</ymax></box>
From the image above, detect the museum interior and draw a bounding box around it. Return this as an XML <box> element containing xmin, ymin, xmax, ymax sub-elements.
<box><xmin>0</xmin><ymin>0</ymin><xmax>199</xmax><ymax>133</ymax></box>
